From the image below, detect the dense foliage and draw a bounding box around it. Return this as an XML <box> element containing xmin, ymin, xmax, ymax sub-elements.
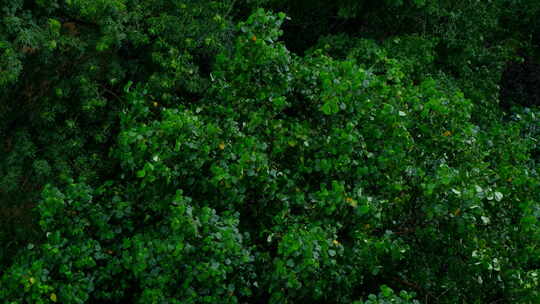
<box><xmin>1</xmin><ymin>1</ymin><xmax>539</xmax><ymax>303</ymax></box>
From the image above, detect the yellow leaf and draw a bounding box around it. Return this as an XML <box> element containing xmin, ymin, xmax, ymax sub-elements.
<box><xmin>443</xmin><ymin>130</ymin><xmax>452</xmax><ymax>137</ymax></box>
<box><xmin>50</xmin><ymin>293</ymin><xmax>57</xmax><ymax>302</ymax></box>
<box><xmin>332</xmin><ymin>239</ymin><xmax>340</xmax><ymax>246</ymax></box>
<box><xmin>219</xmin><ymin>142</ymin><xmax>225</xmax><ymax>150</ymax></box>
<box><xmin>345</xmin><ymin>197</ymin><xmax>357</xmax><ymax>207</ymax></box>
<box><xmin>29</xmin><ymin>277</ymin><xmax>35</xmax><ymax>285</ymax></box>
<box><xmin>153</xmin><ymin>101</ymin><xmax>158</xmax><ymax>107</ymax></box>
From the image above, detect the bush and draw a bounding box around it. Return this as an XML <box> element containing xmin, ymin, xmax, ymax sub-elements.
<box><xmin>1</xmin><ymin>3</ymin><xmax>539</xmax><ymax>304</ymax></box>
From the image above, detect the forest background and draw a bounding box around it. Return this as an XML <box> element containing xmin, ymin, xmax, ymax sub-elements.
<box><xmin>1</xmin><ymin>0</ymin><xmax>539</xmax><ymax>303</ymax></box>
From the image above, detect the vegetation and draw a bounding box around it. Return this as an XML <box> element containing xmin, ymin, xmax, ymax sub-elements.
<box><xmin>1</xmin><ymin>1</ymin><xmax>539</xmax><ymax>303</ymax></box>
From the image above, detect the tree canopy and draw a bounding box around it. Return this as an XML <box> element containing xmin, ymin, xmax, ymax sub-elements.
<box><xmin>1</xmin><ymin>1</ymin><xmax>539</xmax><ymax>303</ymax></box>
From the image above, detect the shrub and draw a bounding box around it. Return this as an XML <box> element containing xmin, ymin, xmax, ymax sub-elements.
<box><xmin>1</xmin><ymin>3</ymin><xmax>539</xmax><ymax>304</ymax></box>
